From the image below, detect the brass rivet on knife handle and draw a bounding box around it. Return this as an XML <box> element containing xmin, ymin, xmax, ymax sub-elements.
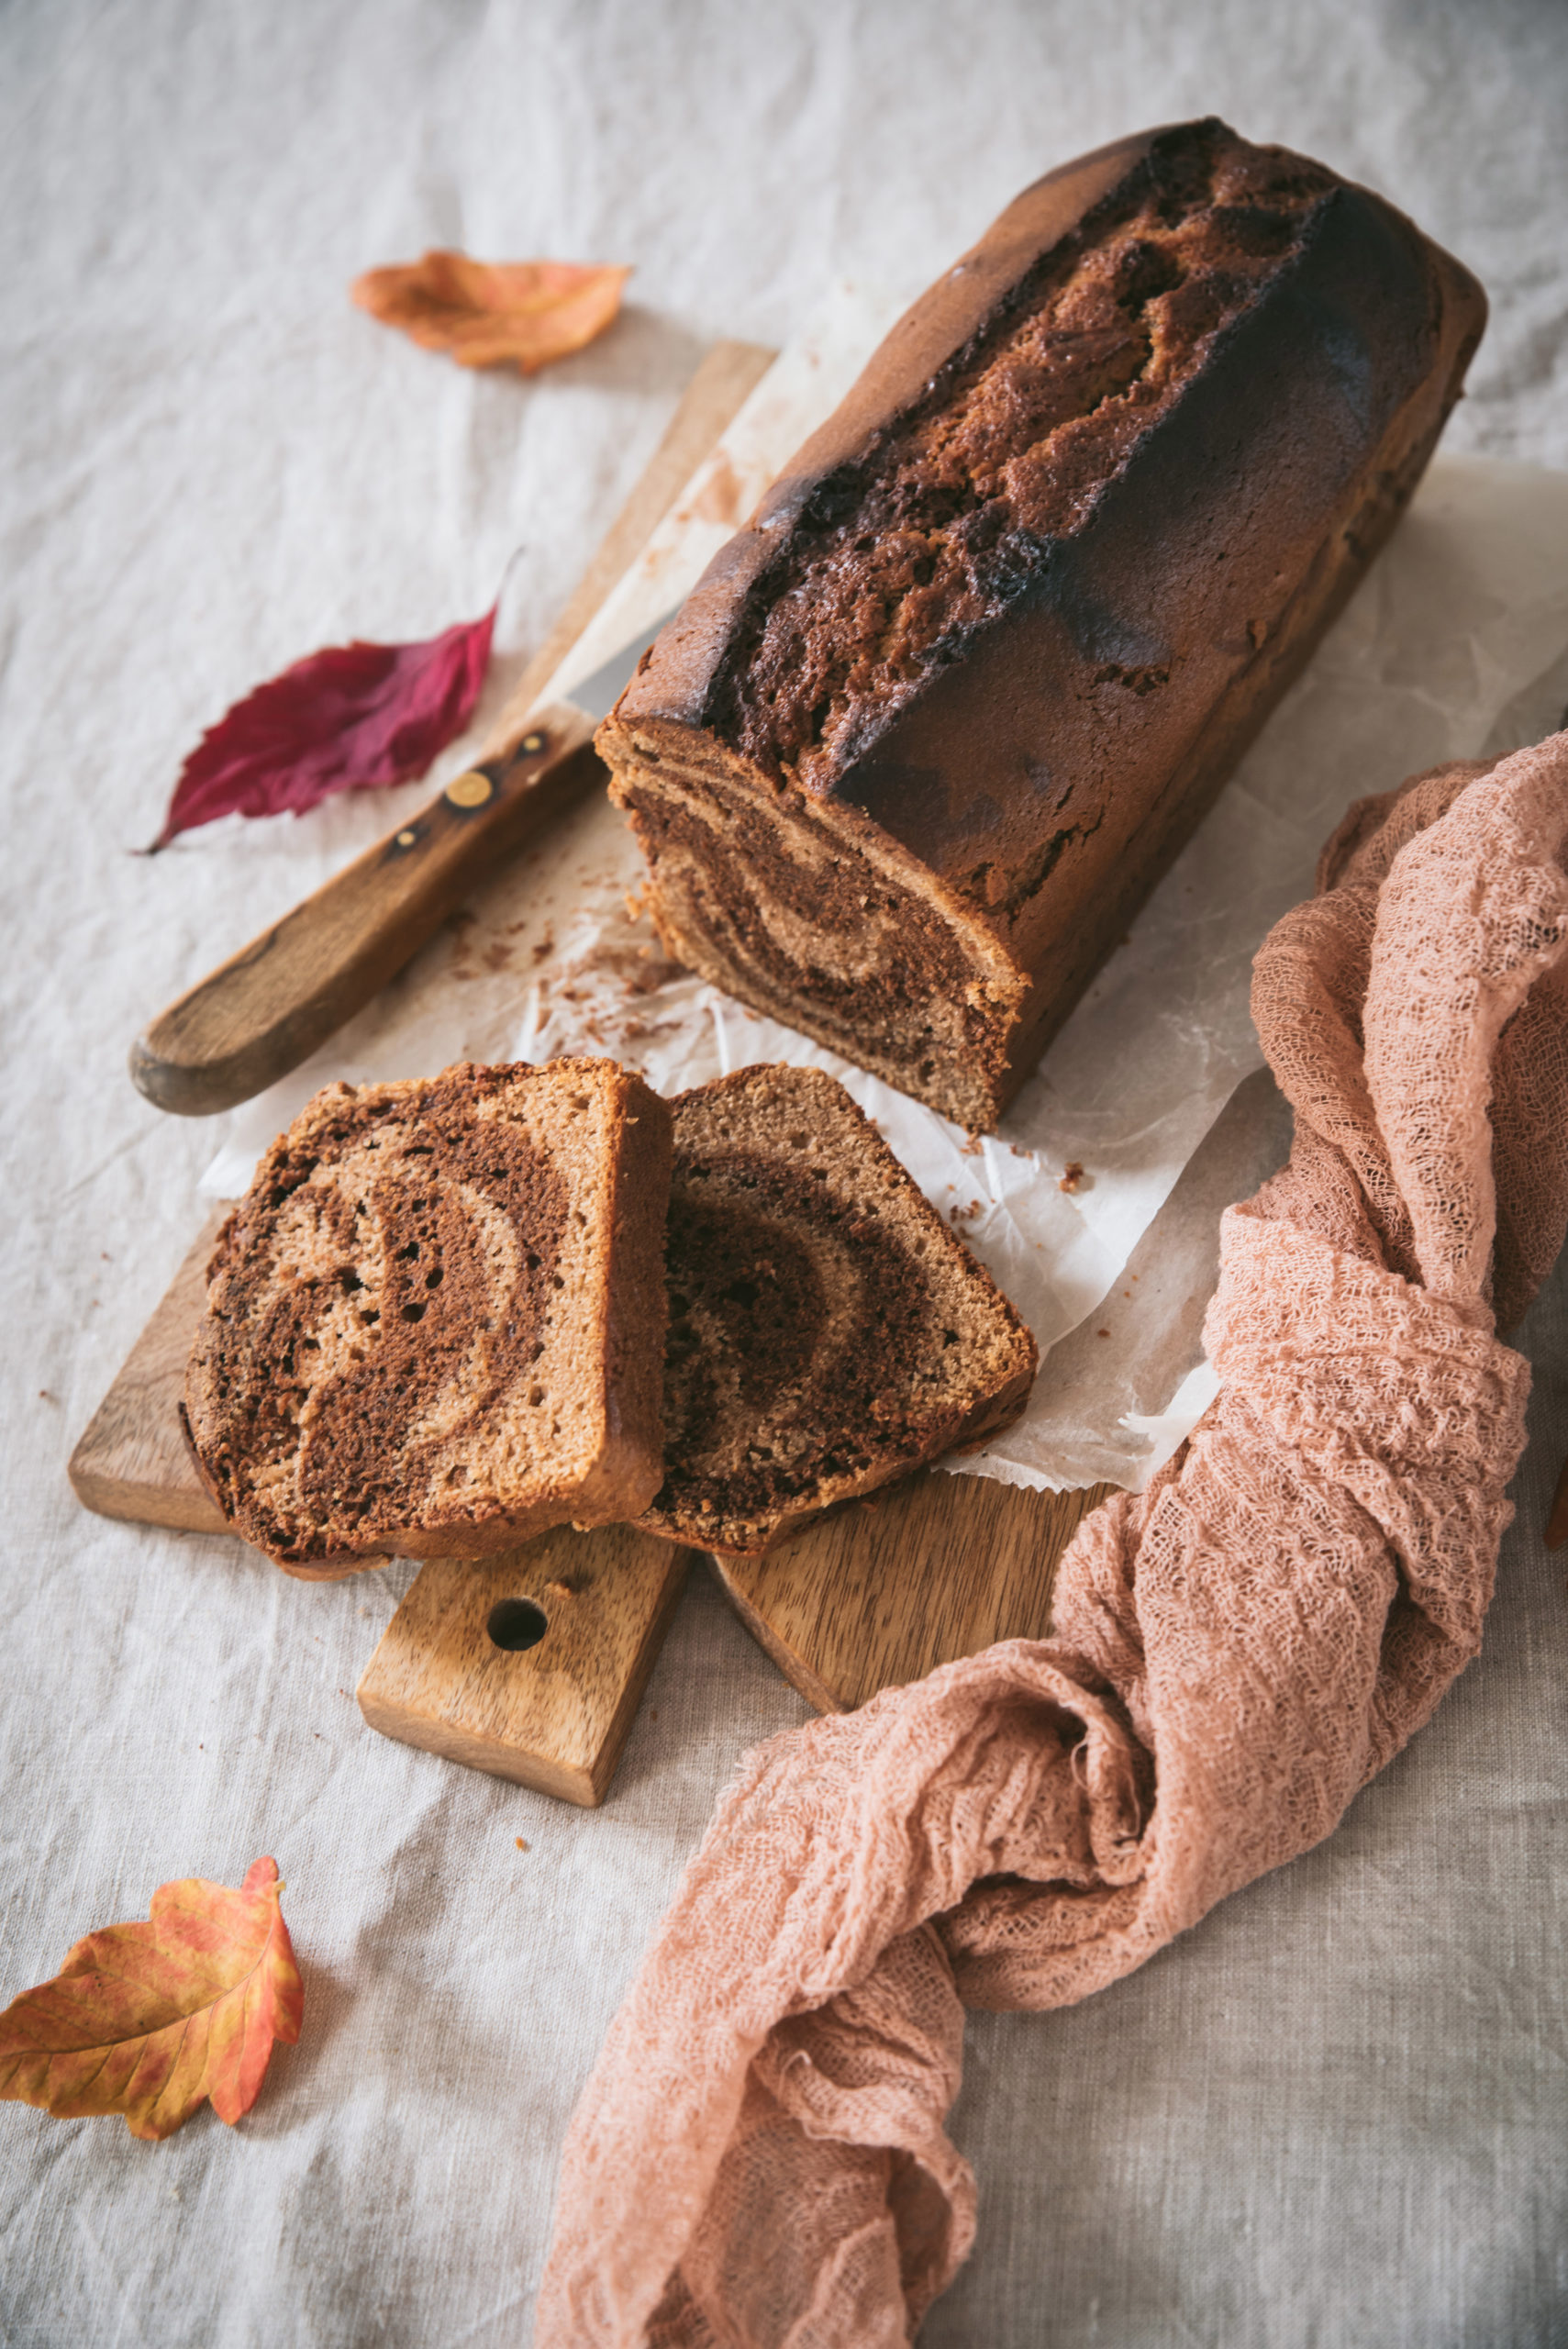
<box><xmin>444</xmin><ymin>769</ymin><xmax>495</xmax><ymax>810</ymax></box>
<box><xmin>128</xmin><ymin>704</ymin><xmax>601</xmax><ymax>1118</ymax></box>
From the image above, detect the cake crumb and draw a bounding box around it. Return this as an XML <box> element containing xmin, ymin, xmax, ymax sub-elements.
<box><xmin>515</xmin><ymin>1837</ymin><xmax>529</xmax><ymax>1852</ymax></box>
<box><xmin>1059</xmin><ymin>1162</ymin><xmax>1086</xmax><ymax>1194</ymax></box>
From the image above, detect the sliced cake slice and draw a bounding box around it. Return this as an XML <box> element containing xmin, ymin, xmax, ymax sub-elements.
<box><xmin>183</xmin><ymin>1058</ymin><xmax>673</xmax><ymax>1572</ymax></box>
<box><xmin>638</xmin><ymin>1063</ymin><xmax>1038</xmax><ymax>1557</ymax></box>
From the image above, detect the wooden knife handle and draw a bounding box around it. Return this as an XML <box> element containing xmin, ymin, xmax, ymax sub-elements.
<box><xmin>129</xmin><ymin>704</ymin><xmax>600</xmax><ymax>1118</ymax></box>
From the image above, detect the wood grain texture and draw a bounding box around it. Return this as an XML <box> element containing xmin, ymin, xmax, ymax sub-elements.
<box><xmin>69</xmin><ymin>1209</ymin><xmax>230</xmax><ymax>1537</ymax></box>
<box><xmin>356</xmin><ymin>1526</ymin><xmax>693</xmax><ymax>1804</ymax></box>
<box><xmin>715</xmin><ymin>1468</ymin><xmax>1112</xmax><ymax>1713</ymax></box>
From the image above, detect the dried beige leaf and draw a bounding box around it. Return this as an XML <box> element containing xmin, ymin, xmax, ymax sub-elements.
<box><xmin>352</xmin><ymin>252</ymin><xmax>631</xmax><ymax>374</ymax></box>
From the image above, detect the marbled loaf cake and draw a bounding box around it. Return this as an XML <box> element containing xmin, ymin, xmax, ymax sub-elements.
<box><xmin>596</xmin><ymin>118</ymin><xmax>1487</xmax><ymax>1130</ymax></box>
<box><xmin>183</xmin><ymin>1058</ymin><xmax>672</xmax><ymax>1574</ymax></box>
<box><xmin>636</xmin><ymin>1063</ymin><xmax>1038</xmax><ymax>1556</ymax></box>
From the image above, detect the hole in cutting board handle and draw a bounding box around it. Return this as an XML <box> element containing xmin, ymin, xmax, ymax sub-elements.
<box><xmin>487</xmin><ymin>1598</ymin><xmax>549</xmax><ymax>1653</ymax></box>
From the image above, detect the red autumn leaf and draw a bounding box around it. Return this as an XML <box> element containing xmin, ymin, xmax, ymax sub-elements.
<box><xmin>149</xmin><ymin>599</ymin><xmax>497</xmax><ymax>850</ymax></box>
<box><xmin>351</xmin><ymin>252</ymin><xmax>630</xmax><ymax>374</ymax></box>
<box><xmin>0</xmin><ymin>1856</ymin><xmax>303</xmax><ymax>2142</ymax></box>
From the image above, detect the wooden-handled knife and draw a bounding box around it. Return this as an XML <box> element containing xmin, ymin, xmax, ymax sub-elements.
<box><xmin>128</xmin><ymin>613</ymin><xmax>673</xmax><ymax>1118</ymax></box>
<box><xmin>127</xmin><ymin>334</ymin><xmax>781</xmax><ymax>1120</ymax></box>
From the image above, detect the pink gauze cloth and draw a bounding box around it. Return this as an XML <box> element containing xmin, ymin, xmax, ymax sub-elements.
<box><xmin>537</xmin><ymin>729</ymin><xmax>1568</xmax><ymax>2348</ymax></box>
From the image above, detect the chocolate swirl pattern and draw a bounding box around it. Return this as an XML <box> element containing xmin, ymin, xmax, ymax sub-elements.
<box><xmin>184</xmin><ymin>1060</ymin><xmax>673</xmax><ymax>1571</ymax></box>
<box><xmin>616</xmin><ymin>757</ymin><xmax>1019</xmax><ymax>1127</ymax></box>
<box><xmin>637</xmin><ymin>1066</ymin><xmax>1039</xmax><ymax>1557</ymax></box>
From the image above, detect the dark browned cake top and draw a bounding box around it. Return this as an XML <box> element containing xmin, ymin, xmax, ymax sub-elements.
<box><xmin>707</xmin><ymin>122</ymin><xmax>1342</xmax><ymax>791</ymax></box>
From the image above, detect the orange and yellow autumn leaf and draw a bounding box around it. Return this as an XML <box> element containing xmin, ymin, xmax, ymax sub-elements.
<box><xmin>0</xmin><ymin>1856</ymin><xmax>302</xmax><ymax>2141</ymax></box>
<box><xmin>352</xmin><ymin>252</ymin><xmax>631</xmax><ymax>374</ymax></box>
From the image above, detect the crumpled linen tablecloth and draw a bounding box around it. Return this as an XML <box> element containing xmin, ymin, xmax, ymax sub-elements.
<box><xmin>2</xmin><ymin>4</ymin><xmax>1565</xmax><ymax>2345</ymax></box>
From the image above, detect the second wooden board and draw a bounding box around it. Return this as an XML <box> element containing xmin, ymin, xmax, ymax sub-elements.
<box><xmin>357</xmin><ymin>1525</ymin><xmax>694</xmax><ymax>1806</ymax></box>
<box><xmin>716</xmin><ymin>1469</ymin><xmax>1108</xmax><ymax>1714</ymax></box>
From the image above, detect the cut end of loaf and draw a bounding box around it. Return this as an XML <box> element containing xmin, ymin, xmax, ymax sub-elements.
<box><xmin>602</xmin><ymin>722</ymin><xmax>1024</xmax><ymax>1130</ymax></box>
<box><xmin>184</xmin><ymin>1058</ymin><xmax>672</xmax><ymax>1570</ymax></box>
<box><xmin>636</xmin><ymin>1064</ymin><xmax>1038</xmax><ymax>1556</ymax></box>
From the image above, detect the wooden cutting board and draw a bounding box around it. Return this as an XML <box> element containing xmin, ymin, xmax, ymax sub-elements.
<box><xmin>70</xmin><ymin>340</ymin><xmax>1109</xmax><ymax>1799</ymax></box>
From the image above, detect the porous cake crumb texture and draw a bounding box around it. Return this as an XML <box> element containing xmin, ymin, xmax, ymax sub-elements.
<box><xmin>639</xmin><ymin>1065</ymin><xmax>1037</xmax><ymax>1556</ymax></box>
<box><xmin>184</xmin><ymin>1059</ymin><xmax>671</xmax><ymax>1567</ymax></box>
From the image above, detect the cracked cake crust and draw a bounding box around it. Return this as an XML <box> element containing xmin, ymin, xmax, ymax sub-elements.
<box><xmin>597</xmin><ymin>118</ymin><xmax>1486</xmax><ymax>1130</ymax></box>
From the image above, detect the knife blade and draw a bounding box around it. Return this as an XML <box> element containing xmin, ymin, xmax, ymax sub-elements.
<box><xmin>128</xmin><ymin>609</ymin><xmax>676</xmax><ymax>1118</ymax></box>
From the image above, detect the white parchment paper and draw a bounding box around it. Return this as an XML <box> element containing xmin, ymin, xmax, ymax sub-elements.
<box><xmin>203</xmin><ymin>297</ymin><xmax>1568</xmax><ymax>1493</ymax></box>
<box><xmin>9</xmin><ymin>10</ymin><xmax>1568</xmax><ymax>2346</ymax></box>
